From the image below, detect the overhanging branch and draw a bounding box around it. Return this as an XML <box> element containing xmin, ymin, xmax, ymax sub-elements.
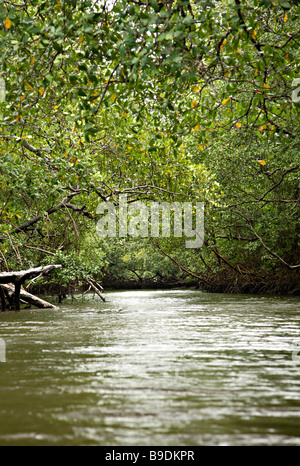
<box><xmin>0</xmin><ymin>191</ymin><xmax>87</xmax><ymax>242</ymax></box>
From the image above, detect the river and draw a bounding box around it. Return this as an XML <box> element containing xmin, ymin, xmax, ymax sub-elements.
<box><xmin>0</xmin><ymin>289</ymin><xmax>299</xmax><ymax>446</ymax></box>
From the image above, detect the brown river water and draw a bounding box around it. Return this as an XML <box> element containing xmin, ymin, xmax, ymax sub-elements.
<box><xmin>0</xmin><ymin>289</ymin><xmax>299</xmax><ymax>446</ymax></box>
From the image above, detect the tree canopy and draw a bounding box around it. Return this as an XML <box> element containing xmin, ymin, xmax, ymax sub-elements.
<box><xmin>0</xmin><ymin>0</ymin><xmax>299</xmax><ymax>295</ymax></box>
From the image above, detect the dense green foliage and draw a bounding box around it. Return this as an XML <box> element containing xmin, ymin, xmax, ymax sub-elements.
<box><xmin>0</xmin><ymin>0</ymin><xmax>299</xmax><ymax>294</ymax></box>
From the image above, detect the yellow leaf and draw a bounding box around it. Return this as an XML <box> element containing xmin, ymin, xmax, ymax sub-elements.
<box><xmin>222</xmin><ymin>97</ymin><xmax>230</xmax><ymax>105</ymax></box>
<box><xmin>271</xmin><ymin>125</ymin><xmax>275</xmax><ymax>130</ymax></box>
<box><xmin>53</xmin><ymin>105</ymin><xmax>59</xmax><ymax>110</ymax></box>
<box><xmin>5</xmin><ymin>17</ymin><xmax>11</xmax><ymax>29</ymax></box>
<box><xmin>111</xmin><ymin>93</ymin><xmax>117</xmax><ymax>103</ymax></box>
<box><xmin>193</xmin><ymin>86</ymin><xmax>199</xmax><ymax>93</ymax></box>
<box><xmin>286</xmin><ymin>54</ymin><xmax>290</xmax><ymax>61</ymax></box>
<box><xmin>263</xmin><ymin>83</ymin><xmax>270</xmax><ymax>89</ymax></box>
<box><xmin>78</xmin><ymin>35</ymin><xmax>84</xmax><ymax>43</ymax></box>
<box><xmin>258</xmin><ymin>160</ymin><xmax>266</xmax><ymax>165</ymax></box>
<box><xmin>39</xmin><ymin>88</ymin><xmax>44</xmax><ymax>95</ymax></box>
<box><xmin>224</xmin><ymin>71</ymin><xmax>230</xmax><ymax>78</ymax></box>
<box><xmin>30</xmin><ymin>56</ymin><xmax>35</xmax><ymax>65</ymax></box>
<box><xmin>236</xmin><ymin>122</ymin><xmax>242</xmax><ymax>128</ymax></box>
<box><xmin>254</xmin><ymin>68</ymin><xmax>258</xmax><ymax>75</ymax></box>
<box><xmin>198</xmin><ymin>144</ymin><xmax>204</xmax><ymax>151</ymax></box>
<box><xmin>284</xmin><ymin>14</ymin><xmax>288</xmax><ymax>23</ymax></box>
<box><xmin>252</xmin><ymin>30</ymin><xmax>257</xmax><ymax>39</ymax></box>
<box><xmin>259</xmin><ymin>126</ymin><xmax>264</xmax><ymax>131</ymax></box>
<box><xmin>72</xmin><ymin>123</ymin><xmax>76</xmax><ymax>133</ymax></box>
<box><xmin>220</xmin><ymin>38</ymin><xmax>227</xmax><ymax>51</ymax></box>
<box><xmin>192</xmin><ymin>99</ymin><xmax>197</xmax><ymax>108</ymax></box>
<box><xmin>194</xmin><ymin>124</ymin><xmax>200</xmax><ymax>131</ymax></box>
<box><xmin>25</xmin><ymin>82</ymin><xmax>34</xmax><ymax>91</ymax></box>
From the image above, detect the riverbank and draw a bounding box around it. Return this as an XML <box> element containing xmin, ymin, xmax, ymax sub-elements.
<box><xmin>29</xmin><ymin>268</ymin><xmax>300</xmax><ymax>300</ymax></box>
<box><xmin>200</xmin><ymin>269</ymin><xmax>300</xmax><ymax>296</ymax></box>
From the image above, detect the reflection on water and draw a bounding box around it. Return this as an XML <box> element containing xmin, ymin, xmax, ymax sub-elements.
<box><xmin>0</xmin><ymin>289</ymin><xmax>300</xmax><ymax>446</ymax></box>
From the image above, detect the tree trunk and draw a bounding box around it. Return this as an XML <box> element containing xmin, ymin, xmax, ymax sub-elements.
<box><xmin>0</xmin><ymin>286</ymin><xmax>6</xmax><ymax>312</ymax></box>
<box><xmin>14</xmin><ymin>279</ymin><xmax>22</xmax><ymax>311</ymax></box>
<box><xmin>0</xmin><ymin>283</ymin><xmax>58</xmax><ymax>310</ymax></box>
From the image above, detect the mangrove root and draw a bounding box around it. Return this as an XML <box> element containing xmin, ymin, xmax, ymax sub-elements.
<box><xmin>0</xmin><ymin>265</ymin><xmax>62</xmax><ymax>311</ymax></box>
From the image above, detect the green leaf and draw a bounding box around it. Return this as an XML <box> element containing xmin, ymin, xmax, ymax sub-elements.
<box><xmin>53</xmin><ymin>42</ymin><xmax>63</xmax><ymax>52</ymax></box>
<box><xmin>150</xmin><ymin>1</ymin><xmax>160</xmax><ymax>12</ymax></box>
<box><xmin>69</xmin><ymin>75</ymin><xmax>78</xmax><ymax>85</ymax></box>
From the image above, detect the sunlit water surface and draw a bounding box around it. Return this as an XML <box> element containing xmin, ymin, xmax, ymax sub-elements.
<box><xmin>0</xmin><ymin>289</ymin><xmax>300</xmax><ymax>446</ymax></box>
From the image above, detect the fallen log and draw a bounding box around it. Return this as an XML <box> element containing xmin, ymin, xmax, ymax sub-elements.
<box><xmin>83</xmin><ymin>276</ymin><xmax>106</xmax><ymax>302</ymax></box>
<box><xmin>0</xmin><ymin>265</ymin><xmax>62</xmax><ymax>311</ymax></box>
<box><xmin>0</xmin><ymin>265</ymin><xmax>62</xmax><ymax>285</ymax></box>
<box><xmin>0</xmin><ymin>283</ymin><xmax>58</xmax><ymax>310</ymax></box>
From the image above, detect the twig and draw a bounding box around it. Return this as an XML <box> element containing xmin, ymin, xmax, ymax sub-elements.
<box><xmin>0</xmin><ymin>249</ymin><xmax>9</xmax><ymax>272</ymax></box>
<box><xmin>83</xmin><ymin>277</ymin><xmax>106</xmax><ymax>302</ymax></box>
<box><xmin>25</xmin><ymin>272</ymin><xmax>44</xmax><ymax>290</ymax></box>
<box><xmin>0</xmin><ymin>194</ymin><xmax>11</xmax><ymax>219</ymax></box>
<box><xmin>6</xmin><ymin>233</ymin><xmax>23</xmax><ymax>267</ymax></box>
<box><xmin>249</xmin><ymin>225</ymin><xmax>300</xmax><ymax>270</ymax></box>
<box><xmin>94</xmin><ymin>63</ymin><xmax>120</xmax><ymax>115</ymax></box>
<box><xmin>151</xmin><ymin>239</ymin><xmax>210</xmax><ymax>284</ymax></box>
<box><xmin>259</xmin><ymin>165</ymin><xmax>299</xmax><ymax>202</ymax></box>
<box><xmin>21</xmin><ymin>244</ymin><xmax>56</xmax><ymax>256</ymax></box>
